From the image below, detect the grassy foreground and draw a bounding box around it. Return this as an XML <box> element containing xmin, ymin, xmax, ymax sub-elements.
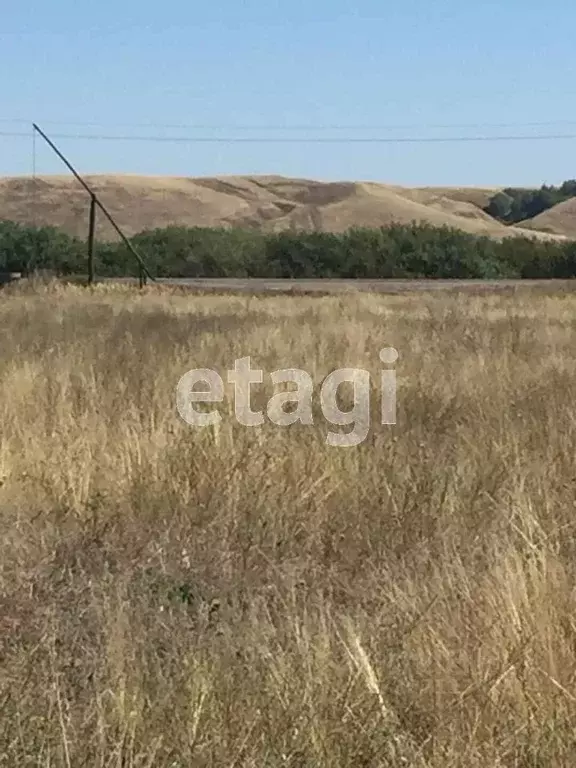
<box><xmin>1</xmin><ymin>280</ymin><xmax>576</xmax><ymax>766</ymax></box>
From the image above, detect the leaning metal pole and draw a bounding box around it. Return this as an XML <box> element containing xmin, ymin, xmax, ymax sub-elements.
<box><xmin>32</xmin><ymin>123</ymin><xmax>154</xmax><ymax>285</ymax></box>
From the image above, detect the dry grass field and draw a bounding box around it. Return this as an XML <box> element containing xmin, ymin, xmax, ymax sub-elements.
<box><xmin>1</xmin><ymin>280</ymin><xmax>576</xmax><ymax>766</ymax></box>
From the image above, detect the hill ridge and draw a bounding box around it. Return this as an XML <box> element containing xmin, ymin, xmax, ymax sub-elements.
<box><xmin>0</xmin><ymin>174</ymin><xmax>567</xmax><ymax>242</ymax></box>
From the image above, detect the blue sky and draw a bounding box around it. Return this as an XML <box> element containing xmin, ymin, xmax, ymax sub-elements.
<box><xmin>2</xmin><ymin>0</ymin><xmax>575</xmax><ymax>185</ymax></box>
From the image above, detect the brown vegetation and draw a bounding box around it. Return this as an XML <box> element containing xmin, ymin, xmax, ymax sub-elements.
<box><xmin>522</xmin><ymin>197</ymin><xmax>576</xmax><ymax>238</ymax></box>
<box><xmin>0</xmin><ymin>174</ymin><xmax>565</xmax><ymax>242</ymax></box>
<box><xmin>1</xmin><ymin>280</ymin><xmax>576</xmax><ymax>765</ymax></box>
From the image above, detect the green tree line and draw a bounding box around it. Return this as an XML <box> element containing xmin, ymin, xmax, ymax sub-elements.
<box><xmin>1</xmin><ymin>218</ymin><xmax>576</xmax><ymax>280</ymax></box>
<box><xmin>484</xmin><ymin>180</ymin><xmax>576</xmax><ymax>224</ymax></box>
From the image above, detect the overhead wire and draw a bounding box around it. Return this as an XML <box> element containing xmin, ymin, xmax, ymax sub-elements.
<box><xmin>3</xmin><ymin>118</ymin><xmax>576</xmax><ymax>131</ymax></box>
<box><xmin>1</xmin><ymin>130</ymin><xmax>576</xmax><ymax>144</ymax></box>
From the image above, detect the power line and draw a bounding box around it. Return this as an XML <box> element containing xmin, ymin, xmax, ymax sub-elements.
<box><xmin>2</xmin><ymin>129</ymin><xmax>576</xmax><ymax>144</ymax></box>
<box><xmin>3</xmin><ymin>118</ymin><xmax>576</xmax><ymax>131</ymax></box>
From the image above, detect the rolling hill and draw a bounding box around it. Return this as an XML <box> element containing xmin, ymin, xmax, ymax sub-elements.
<box><xmin>521</xmin><ymin>197</ymin><xmax>576</xmax><ymax>239</ymax></box>
<box><xmin>0</xmin><ymin>174</ymin><xmax>567</xmax><ymax>242</ymax></box>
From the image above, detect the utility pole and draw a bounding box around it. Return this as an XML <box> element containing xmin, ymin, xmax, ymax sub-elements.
<box><xmin>32</xmin><ymin>123</ymin><xmax>155</xmax><ymax>286</ymax></box>
<box><xmin>87</xmin><ymin>194</ymin><xmax>96</xmax><ymax>285</ymax></box>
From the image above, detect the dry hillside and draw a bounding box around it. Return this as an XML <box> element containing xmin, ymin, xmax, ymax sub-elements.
<box><xmin>0</xmin><ymin>174</ymin><xmax>566</xmax><ymax>242</ymax></box>
<box><xmin>522</xmin><ymin>196</ymin><xmax>576</xmax><ymax>238</ymax></box>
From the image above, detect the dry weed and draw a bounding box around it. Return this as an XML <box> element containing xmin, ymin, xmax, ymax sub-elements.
<box><xmin>0</xmin><ymin>280</ymin><xmax>575</xmax><ymax>766</ymax></box>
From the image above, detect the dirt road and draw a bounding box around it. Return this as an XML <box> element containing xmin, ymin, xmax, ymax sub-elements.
<box><xmin>99</xmin><ymin>277</ymin><xmax>576</xmax><ymax>294</ymax></box>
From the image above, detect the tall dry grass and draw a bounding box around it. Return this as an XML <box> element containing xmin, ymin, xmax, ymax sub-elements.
<box><xmin>1</xmin><ymin>279</ymin><xmax>576</xmax><ymax>766</ymax></box>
